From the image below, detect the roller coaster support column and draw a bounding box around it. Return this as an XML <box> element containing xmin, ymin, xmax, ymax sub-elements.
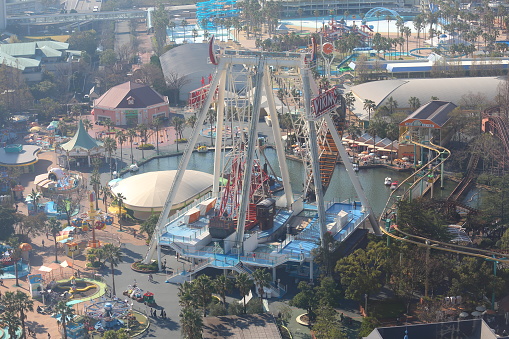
<box><xmin>212</xmin><ymin>70</ymin><xmax>227</xmax><ymax>198</ymax></box>
<box><xmin>440</xmin><ymin>151</ymin><xmax>445</xmax><ymax>189</ymax></box>
<box><xmin>385</xmin><ymin>219</ymin><xmax>391</xmax><ymax>246</ymax></box>
<box><xmin>487</xmin><ymin>255</ymin><xmax>500</xmax><ymax>310</ymax></box>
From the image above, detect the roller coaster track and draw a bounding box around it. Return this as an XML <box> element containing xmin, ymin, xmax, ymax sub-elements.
<box><xmin>447</xmin><ymin>145</ymin><xmax>480</xmax><ymax>203</ymax></box>
<box><xmin>378</xmin><ymin>138</ymin><xmax>509</xmax><ymax>263</ymax></box>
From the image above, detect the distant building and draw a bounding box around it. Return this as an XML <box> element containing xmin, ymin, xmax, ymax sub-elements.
<box><xmin>0</xmin><ymin>41</ymin><xmax>76</xmax><ymax>82</ymax></box>
<box><xmin>92</xmin><ymin>81</ymin><xmax>169</xmax><ymax>126</ymax></box>
<box><xmin>364</xmin><ymin>319</ymin><xmax>499</xmax><ymax>339</ymax></box>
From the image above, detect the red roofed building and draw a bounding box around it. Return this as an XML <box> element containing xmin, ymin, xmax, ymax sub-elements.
<box><xmin>92</xmin><ymin>81</ymin><xmax>170</xmax><ymax>126</ymax></box>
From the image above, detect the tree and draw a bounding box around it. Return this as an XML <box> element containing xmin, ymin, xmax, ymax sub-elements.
<box><xmin>103</xmin><ymin>329</ymin><xmax>130</xmax><ymax>339</ymax></box>
<box><xmin>137</xmin><ymin>124</ymin><xmax>149</xmax><ymax>159</ymax></box>
<box><xmin>55</xmin><ymin>300</ymin><xmax>75</xmax><ymax>339</ymax></box>
<box><xmin>312</xmin><ymin>305</ymin><xmax>345</xmax><ymax>339</ymax></box>
<box><xmin>102</xmin><ymin>243</ymin><xmax>123</xmax><ymax>296</ymax></box>
<box><xmin>180</xmin><ymin>306</ymin><xmax>203</xmax><ymax>339</ymax></box>
<box><xmin>126</xmin><ymin>128</ymin><xmax>137</xmax><ymax>163</ymax></box>
<box><xmin>312</xmin><ymin>232</ymin><xmax>340</xmax><ymax>278</ymax></box>
<box><xmin>100</xmin><ymin>49</ymin><xmax>118</xmax><ymax>66</ymax></box>
<box><xmin>206</xmin><ymin>109</ymin><xmax>217</xmax><ymax>146</ymax></box>
<box><xmin>193</xmin><ymin>275</ymin><xmax>213</xmax><ymax>316</ymax></box>
<box><xmin>336</xmin><ymin>241</ymin><xmax>389</xmax><ymax>308</ymax></box>
<box><xmin>0</xmin><ymin>206</ymin><xmax>18</xmax><ymax>240</ymax></box>
<box><xmin>181</xmin><ymin>19</ymin><xmax>189</xmax><ymax>43</ymax></box>
<box><xmin>82</xmin><ymin>118</ymin><xmax>93</xmax><ymax>131</ymax></box>
<box><xmin>187</xmin><ymin>115</ymin><xmax>197</xmax><ymax>130</ymax></box>
<box><xmin>47</xmin><ymin>217</ymin><xmax>62</xmax><ymax>263</ymax></box>
<box><xmin>103</xmin><ymin>137</ymin><xmax>117</xmax><ymax>177</ymax></box>
<box><xmin>408</xmin><ymin>96</ymin><xmax>421</xmax><ymax>111</ymax></box>
<box><xmin>172</xmin><ymin>116</ymin><xmax>186</xmax><ymax>152</ymax></box>
<box><xmin>397</xmin><ymin>198</ymin><xmax>450</xmax><ymax>241</ymax></box>
<box><xmin>67</xmin><ymin>30</ymin><xmax>99</xmax><ymax>55</ymax></box>
<box><xmin>212</xmin><ymin>274</ymin><xmax>233</xmax><ymax>305</ymax></box>
<box><xmin>140</xmin><ymin>213</ymin><xmax>158</xmax><ymax>239</ymax></box>
<box><xmin>27</xmin><ymin>188</ymin><xmax>42</xmax><ymax>214</ymax></box>
<box><xmin>178</xmin><ymin>281</ymin><xmax>196</xmax><ymax>308</ymax></box>
<box><xmin>112</xmin><ymin>192</ymin><xmax>126</xmax><ymax>231</ymax></box>
<box><xmin>152</xmin><ymin>4</ymin><xmax>169</xmax><ymax>55</ymax></box>
<box><xmin>7</xmin><ymin>236</ymin><xmax>23</xmax><ymax>287</ymax></box>
<box><xmin>165</xmin><ymin>71</ymin><xmax>191</xmax><ymax>105</ymax></box>
<box><xmin>151</xmin><ymin>117</ymin><xmax>164</xmax><ymax>154</ymax></box>
<box><xmin>56</xmin><ymin>194</ymin><xmax>81</xmax><ymax>226</ymax></box>
<box><xmin>1</xmin><ymin>311</ymin><xmax>21</xmax><ymax>339</ymax></box>
<box><xmin>2</xmin><ymin>290</ymin><xmax>34</xmax><ymax>339</ymax></box>
<box><xmin>252</xmin><ymin>268</ymin><xmax>271</xmax><ymax>299</ymax></box>
<box><xmin>363</xmin><ymin>99</ymin><xmax>376</xmax><ymax>129</ymax></box>
<box><xmin>115</xmin><ymin>130</ymin><xmax>127</xmax><ymax>165</ymax></box>
<box><xmin>235</xmin><ymin>273</ymin><xmax>253</xmax><ymax>314</ymax></box>
<box><xmin>290</xmin><ymin>281</ymin><xmax>318</xmax><ymax>321</ymax></box>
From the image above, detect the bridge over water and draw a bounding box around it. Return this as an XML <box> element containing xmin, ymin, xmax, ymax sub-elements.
<box><xmin>7</xmin><ymin>10</ymin><xmax>148</xmax><ymax>26</ymax></box>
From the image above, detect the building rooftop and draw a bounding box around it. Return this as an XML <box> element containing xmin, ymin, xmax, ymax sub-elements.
<box><xmin>59</xmin><ymin>120</ymin><xmax>103</xmax><ymax>152</ymax></box>
<box><xmin>93</xmin><ymin>81</ymin><xmax>167</xmax><ymax>109</ymax></box>
<box><xmin>0</xmin><ymin>145</ymin><xmax>41</xmax><ymax>166</ymax></box>
<box><xmin>202</xmin><ymin>314</ymin><xmax>282</xmax><ymax>339</ymax></box>
<box><xmin>401</xmin><ymin>100</ymin><xmax>457</xmax><ymax>128</ymax></box>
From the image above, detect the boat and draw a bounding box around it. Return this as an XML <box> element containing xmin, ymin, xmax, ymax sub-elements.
<box><xmin>390</xmin><ymin>181</ymin><xmax>398</xmax><ymax>190</ymax></box>
<box><xmin>197</xmin><ymin>145</ymin><xmax>208</xmax><ymax>153</ymax></box>
<box><xmin>129</xmin><ymin>163</ymin><xmax>139</xmax><ymax>172</ymax></box>
<box><xmin>384</xmin><ymin>177</ymin><xmax>392</xmax><ymax>185</ymax></box>
<box><xmin>353</xmin><ymin>163</ymin><xmax>359</xmax><ymax>172</ymax></box>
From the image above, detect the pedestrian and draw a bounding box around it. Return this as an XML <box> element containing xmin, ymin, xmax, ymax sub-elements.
<box><xmin>148</xmin><ymin>274</ymin><xmax>153</xmax><ymax>282</ymax></box>
<box><xmin>340</xmin><ymin>312</ymin><xmax>344</xmax><ymax>322</ymax></box>
<box><xmin>48</xmin><ymin>332</ymin><xmax>51</xmax><ymax>339</ymax></box>
<box><xmin>42</xmin><ymin>239</ymin><xmax>45</xmax><ymax>248</ymax></box>
<box><xmin>15</xmin><ymin>204</ymin><xmax>18</xmax><ymax>212</ymax></box>
<box><xmin>133</xmin><ymin>230</ymin><xmax>137</xmax><ymax>237</ymax></box>
<box><xmin>150</xmin><ymin>308</ymin><xmax>154</xmax><ymax>316</ymax></box>
<box><xmin>163</xmin><ymin>310</ymin><xmax>166</xmax><ymax>319</ymax></box>
<box><xmin>0</xmin><ymin>278</ymin><xmax>4</xmax><ymax>286</ymax></box>
<box><xmin>133</xmin><ymin>279</ymin><xmax>137</xmax><ymax>287</ymax></box>
<box><xmin>160</xmin><ymin>309</ymin><xmax>164</xmax><ymax>317</ymax></box>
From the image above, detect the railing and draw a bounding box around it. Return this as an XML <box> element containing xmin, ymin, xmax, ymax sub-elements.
<box><xmin>160</xmin><ymin>227</ymin><xmax>209</xmax><ymax>244</ymax></box>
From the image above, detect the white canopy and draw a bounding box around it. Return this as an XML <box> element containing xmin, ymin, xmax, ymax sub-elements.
<box><xmin>111</xmin><ymin>170</ymin><xmax>213</xmax><ymax>212</ymax></box>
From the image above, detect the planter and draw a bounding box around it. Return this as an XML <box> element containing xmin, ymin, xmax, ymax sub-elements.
<box><xmin>131</xmin><ymin>261</ymin><xmax>158</xmax><ymax>273</ymax></box>
<box><xmin>296</xmin><ymin>313</ymin><xmax>311</xmax><ymax>326</ymax></box>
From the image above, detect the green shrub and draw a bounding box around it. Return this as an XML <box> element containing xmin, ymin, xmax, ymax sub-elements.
<box><xmin>138</xmin><ymin>143</ymin><xmax>155</xmax><ymax>150</ymax></box>
<box><xmin>246</xmin><ymin>297</ymin><xmax>264</xmax><ymax>314</ymax></box>
<box><xmin>209</xmin><ymin>302</ymin><xmax>227</xmax><ymax>316</ymax></box>
<box><xmin>132</xmin><ymin>260</ymin><xmax>158</xmax><ymax>271</ymax></box>
<box><xmin>228</xmin><ymin>302</ymin><xmax>243</xmax><ymax>315</ymax></box>
<box><xmin>176</xmin><ymin>138</ymin><xmax>188</xmax><ymax>143</ymax></box>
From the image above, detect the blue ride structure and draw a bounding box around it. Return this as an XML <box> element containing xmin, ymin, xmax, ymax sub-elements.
<box><xmin>196</xmin><ymin>0</ymin><xmax>240</xmax><ymax>29</ymax></box>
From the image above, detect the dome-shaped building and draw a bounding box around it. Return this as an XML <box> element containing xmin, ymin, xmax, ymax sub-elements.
<box><xmin>111</xmin><ymin>170</ymin><xmax>213</xmax><ymax>220</ymax></box>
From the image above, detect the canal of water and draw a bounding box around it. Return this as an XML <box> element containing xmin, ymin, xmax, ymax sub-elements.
<box><xmin>124</xmin><ymin>148</ymin><xmax>458</xmax><ymax>216</ymax></box>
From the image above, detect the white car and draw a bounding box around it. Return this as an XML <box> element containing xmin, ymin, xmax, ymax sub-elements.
<box><xmin>92</xmin><ymin>6</ymin><xmax>99</xmax><ymax>12</ymax></box>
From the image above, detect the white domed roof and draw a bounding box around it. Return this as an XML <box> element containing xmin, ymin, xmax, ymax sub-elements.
<box><xmin>111</xmin><ymin>170</ymin><xmax>213</xmax><ymax>211</ymax></box>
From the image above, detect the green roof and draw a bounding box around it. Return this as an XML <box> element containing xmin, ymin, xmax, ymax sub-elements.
<box><xmin>60</xmin><ymin>120</ymin><xmax>103</xmax><ymax>152</ymax></box>
<box><xmin>38</xmin><ymin>46</ymin><xmax>62</xmax><ymax>58</ymax></box>
<box><xmin>0</xmin><ymin>43</ymin><xmax>36</xmax><ymax>57</ymax></box>
<box><xmin>36</xmin><ymin>41</ymin><xmax>69</xmax><ymax>51</ymax></box>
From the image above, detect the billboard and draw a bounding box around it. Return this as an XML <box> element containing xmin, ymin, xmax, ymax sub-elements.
<box><xmin>310</xmin><ymin>87</ymin><xmax>339</xmax><ymax>119</ymax></box>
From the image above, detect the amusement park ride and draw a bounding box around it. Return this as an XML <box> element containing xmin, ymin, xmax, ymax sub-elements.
<box><xmin>142</xmin><ymin>36</ymin><xmax>380</xmax><ymax>286</ymax></box>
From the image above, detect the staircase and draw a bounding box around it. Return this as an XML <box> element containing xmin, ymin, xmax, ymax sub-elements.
<box><xmin>245</xmin><ymin>203</ymin><xmax>258</xmax><ymax>230</ymax></box>
<box><xmin>165</xmin><ymin>258</ymin><xmax>212</xmax><ymax>284</ymax></box>
<box><xmin>233</xmin><ymin>262</ymin><xmax>286</xmax><ymax>298</ymax></box>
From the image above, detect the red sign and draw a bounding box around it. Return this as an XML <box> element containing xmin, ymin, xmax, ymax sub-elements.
<box><xmin>311</xmin><ymin>88</ymin><xmax>339</xmax><ymax>119</ymax></box>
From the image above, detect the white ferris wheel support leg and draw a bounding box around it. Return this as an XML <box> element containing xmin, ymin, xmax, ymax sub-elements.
<box><xmin>301</xmin><ymin>68</ymin><xmax>328</xmax><ymax>245</ymax></box>
<box><xmin>213</xmin><ymin>70</ymin><xmax>227</xmax><ymax>197</ymax></box>
<box><xmin>323</xmin><ymin>114</ymin><xmax>381</xmax><ymax>235</ymax></box>
<box><xmin>234</xmin><ymin>58</ymin><xmax>266</xmax><ymax>255</ymax></box>
<box><xmin>262</xmin><ymin>66</ymin><xmax>293</xmax><ymax>207</ymax></box>
<box><xmin>143</xmin><ymin>61</ymin><xmax>227</xmax><ymax>266</ymax></box>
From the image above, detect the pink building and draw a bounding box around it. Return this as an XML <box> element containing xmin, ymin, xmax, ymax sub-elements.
<box><xmin>92</xmin><ymin>81</ymin><xmax>169</xmax><ymax>126</ymax></box>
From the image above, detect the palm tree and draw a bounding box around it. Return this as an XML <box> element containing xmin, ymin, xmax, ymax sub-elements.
<box><xmin>192</xmin><ymin>28</ymin><xmax>199</xmax><ymax>42</ymax></box>
<box><xmin>314</xmin><ymin>10</ymin><xmax>320</xmax><ymax>32</ymax></box>
<box><xmin>193</xmin><ymin>275</ymin><xmax>212</xmax><ymax>316</ymax></box>
<box><xmin>7</xmin><ymin>237</ymin><xmax>22</xmax><ymax>286</ymax></box>
<box><xmin>2</xmin><ymin>290</ymin><xmax>34</xmax><ymax>339</ymax></box>
<box><xmin>180</xmin><ymin>306</ymin><xmax>203</xmax><ymax>339</ymax></box>
<box><xmin>206</xmin><ymin>109</ymin><xmax>216</xmax><ymax>146</ymax></box>
<box><xmin>298</xmin><ymin>8</ymin><xmax>304</xmax><ymax>33</ymax></box>
<box><xmin>363</xmin><ymin>99</ymin><xmax>376</xmax><ymax>129</ymax></box>
<box><xmin>103</xmin><ymin>137</ymin><xmax>117</xmax><ymax>178</ymax></box>
<box><xmin>113</xmin><ymin>192</ymin><xmax>126</xmax><ymax>231</ymax></box>
<box><xmin>252</xmin><ymin>268</ymin><xmax>272</xmax><ymax>299</ymax></box>
<box><xmin>82</xmin><ymin>118</ymin><xmax>93</xmax><ymax>131</ymax></box>
<box><xmin>181</xmin><ymin>19</ymin><xmax>189</xmax><ymax>42</ymax></box>
<box><xmin>47</xmin><ymin>217</ymin><xmax>62</xmax><ymax>263</ymax></box>
<box><xmin>386</xmin><ymin>97</ymin><xmax>398</xmax><ymax>115</ymax></box>
<box><xmin>137</xmin><ymin>124</ymin><xmax>149</xmax><ymax>159</ymax></box>
<box><xmin>126</xmin><ymin>128</ymin><xmax>137</xmax><ymax>163</ymax></box>
<box><xmin>55</xmin><ymin>300</ymin><xmax>75</xmax><ymax>339</ymax></box>
<box><xmin>235</xmin><ymin>273</ymin><xmax>253</xmax><ymax>314</ymax></box>
<box><xmin>104</xmin><ymin>119</ymin><xmax>114</xmax><ymax>133</ymax></box>
<box><xmin>213</xmin><ymin>275</ymin><xmax>233</xmax><ymax>305</ymax></box>
<box><xmin>178</xmin><ymin>281</ymin><xmax>196</xmax><ymax>308</ymax></box>
<box><xmin>172</xmin><ymin>116</ymin><xmax>186</xmax><ymax>152</ymax></box>
<box><xmin>102</xmin><ymin>243</ymin><xmax>123</xmax><ymax>296</ymax></box>
<box><xmin>169</xmin><ymin>21</ymin><xmax>176</xmax><ymax>42</ymax></box>
<box><xmin>100</xmin><ymin>185</ymin><xmax>110</xmax><ymax>207</ymax></box>
<box><xmin>1</xmin><ymin>311</ymin><xmax>21</xmax><ymax>339</ymax></box>
<box><xmin>115</xmin><ymin>130</ymin><xmax>127</xmax><ymax>165</ymax></box>
<box><xmin>187</xmin><ymin>115</ymin><xmax>197</xmax><ymax>130</ymax></box>
<box><xmin>408</xmin><ymin>97</ymin><xmax>421</xmax><ymax>111</ymax></box>
<box><xmin>151</xmin><ymin>117</ymin><xmax>164</xmax><ymax>154</ymax></box>
<box><xmin>27</xmin><ymin>188</ymin><xmax>42</xmax><ymax>214</ymax></box>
